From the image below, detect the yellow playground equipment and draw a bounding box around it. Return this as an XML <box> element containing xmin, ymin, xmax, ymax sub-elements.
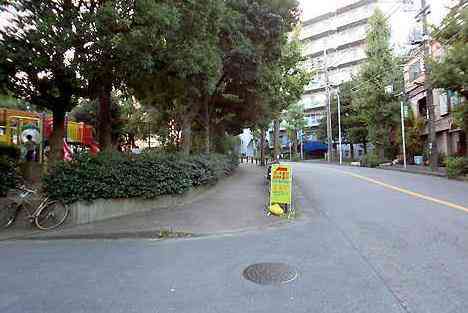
<box><xmin>0</xmin><ymin>109</ymin><xmax>43</xmax><ymax>157</ymax></box>
<box><xmin>1</xmin><ymin>108</ymin><xmax>97</xmax><ymax>162</ymax></box>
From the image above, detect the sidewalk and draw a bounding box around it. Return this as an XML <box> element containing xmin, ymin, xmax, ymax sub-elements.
<box><xmin>1</xmin><ymin>163</ymin><xmax>282</xmax><ymax>241</ymax></box>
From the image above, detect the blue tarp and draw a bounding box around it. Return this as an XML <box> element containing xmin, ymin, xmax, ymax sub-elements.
<box><xmin>303</xmin><ymin>141</ymin><xmax>328</xmax><ymax>153</ymax></box>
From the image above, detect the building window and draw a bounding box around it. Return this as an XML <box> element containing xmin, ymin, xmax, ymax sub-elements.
<box><xmin>449</xmin><ymin>90</ymin><xmax>461</xmax><ymax>109</ymax></box>
<box><xmin>409</xmin><ymin>62</ymin><xmax>422</xmax><ymax>82</ymax></box>
<box><xmin>418</xmin><ymin>98</ymin><xmax>428</xmax><ymax>119</ymax></box>
<box><xmin>439</xmin><ymin>91</ymin><xmax>449</xmax><ymax>116</ymax></box>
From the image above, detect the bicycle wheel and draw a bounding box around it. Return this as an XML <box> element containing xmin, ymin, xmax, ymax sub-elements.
<box><xmin>0</xmin><ymin>201</ymin><xmax>18</xmax><ymax>229</ymax></box>
<box><xmin>35</xmin><ymin>200</ymin><xmax>69</xmax><ymax>230</ymax></box>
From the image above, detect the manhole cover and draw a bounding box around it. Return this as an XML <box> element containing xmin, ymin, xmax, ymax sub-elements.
<box><xmin>243</xmin><ymin>263</ymin><xmax>298</xmax><ymax>285</ymax></box>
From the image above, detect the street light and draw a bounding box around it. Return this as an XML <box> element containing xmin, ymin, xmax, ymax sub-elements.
<box><xmin>386</xmin><ymin>85</ymin><xmax>407</xmax><ymax>169</ymax></box>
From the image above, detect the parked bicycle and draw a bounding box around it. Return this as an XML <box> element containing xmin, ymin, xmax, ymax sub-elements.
<box><xmin>0</xmin><ymin>186</ymin><xmax>69</xmax><ymax>230</ymax></box>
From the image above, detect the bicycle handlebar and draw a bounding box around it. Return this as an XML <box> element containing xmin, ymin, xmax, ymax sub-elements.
<box><xmin>17</xmin><ymin>185</ymin><xmax>37</xmax><ymax>194</ymax></box>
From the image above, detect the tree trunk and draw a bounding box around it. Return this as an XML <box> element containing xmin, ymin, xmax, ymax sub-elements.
<box><xmin>464</xmin><ymin>106</ymin><xmax>468</xmax><ymax>156</ymax></box>
<box><xmin>260</xmin><ymin>128</ymin><xmax>266</xmax><ymax>166</ymax></box>
<box><xmin>181</xmin><ymin>115</ymin><xmax>193</xmax><ymax>155</ymax></box>
<box><xmin>377</xmin><ymin>145</ymin><xmax>385</xmax><ymax>160</ymax></box>
<box><xmin>49</xmin><ymin>106</ymin><xmax>66</xmax><ymax>165</ymax></box>
<box><xmin>212</xmin><ymin>123</ymin><xmax>226</xmax><ymax>154</ymax></box>
<box><xmin>273</xmin><ymin>119</ymin><xmax>281</xmax><ymax>160</ymax></box>
<box><xmin>350</xmin><ymin>143</ymin><xmax>355</xmax><ymax>160</ymax></box>
<box><xmin>292</xmin><ymin>131</ymin><xmax>298</xmax><ymax>158</ymax></box>
<box><xmin>128</xmin><ymin>134</ymin><xmax>135</xmax><ymax>148</ymax></box>
<box><xmin>98</xmin><ymin>84</ymin><xmax>113</xmax><ymax>152</ymax></box>
<box><xmin>427</xmin><ymin>91</ymin><xmax>439</xmax><ymax>170</ymax></box>
<box><xmin>203</xmin><ymin>97</ymin><xmax>210</xmax><ymax>154</ymax></box>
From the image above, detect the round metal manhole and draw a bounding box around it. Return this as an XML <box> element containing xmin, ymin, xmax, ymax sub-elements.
<box><xmin>242</xmin><ymin>263</ymin><xmax>298</xmax><ymax>285</ymax></box>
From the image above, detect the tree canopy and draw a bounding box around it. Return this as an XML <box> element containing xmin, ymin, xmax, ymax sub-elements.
<box><xmin>317</xmin><ymin>81</ymin><xmax>368</xmax><ymax>159</ymax></box>
<box><xmin>0</xmin><ymin>0</ymin><xmax>305</xmax><ymax>160</ymax></box>
<box><xmin>352</xmin><ymin>9</ymin><xmax>402</xmax><ymax>159</ymax></box>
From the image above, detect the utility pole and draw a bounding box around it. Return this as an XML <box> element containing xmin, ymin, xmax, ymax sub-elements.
<box><xmin>289</xmin><ymin>141</ymin><xmax>292</xmax><ymax>161</ymax></box>
<box><xmin>300</xmin><ymin>129</ymin><xmax>304</xmax><ymax>160</ymax></box>
<box><xmin>336</xmin><ymin>88</ymin><xmax>343</xmax><ymax>165</ymax></box>
<box><xmin>419</xmin><ymin>0</ymin><xmax>438</xmax><ymax>170</ymax></box>
<box><xmin>400</xmin><ymin>99</ymin><xmax>407</xmax><ymax>168</ymax></box>
<box><xmin>324</xmin><ymin>48</ymin><xmax>333</xmax><ymax>163</ymax></box>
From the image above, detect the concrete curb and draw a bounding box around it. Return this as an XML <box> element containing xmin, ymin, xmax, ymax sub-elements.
<box><xmin>378</xmin><ymin>166</ymin><xmax>447</xmax><ymax>178</ymax></box>
<box><xmin>299</xmin><ymin>160</ymin><xmax>450</xmax><ymax>179</ymax></box>
<box><xmin>69</xmin><ymin>184</ymin><xmax>214</xmax><ymax>225</ymax></box>
<box><xmin>0</xmin><ymin>174</ymin><xmax>233</xmax><ymax>242</ymax></box>
<box><xmin>13</xmin><ymin>230</ymin><xmax>196</xmax><ymax>241</ymax></box>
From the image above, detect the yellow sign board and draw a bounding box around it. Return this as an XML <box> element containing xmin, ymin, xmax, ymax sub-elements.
<box><xmin>270</xmin><ymin>164</ymin><xmax>292</xmax><ymax>208</ymax></box>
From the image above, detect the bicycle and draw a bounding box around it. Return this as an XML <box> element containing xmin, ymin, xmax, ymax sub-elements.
<box><xmin>0</xmin><ymin>186</ymin><xmax>69</xmax><ymax>230</ymax></box>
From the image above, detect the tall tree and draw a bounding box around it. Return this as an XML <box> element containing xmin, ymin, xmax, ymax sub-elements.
<box><xmin>127</xmin><ymin>0</ymin><xmax>224</xmax><ymax>155</ymax></box>
<box><xmin>283</xmin><ymin>102</ymin><xmax>306</xmax><ymax>158</ymax></box>
<box><xmin>129</xmin><ymin>0</ymin><xmax>303</xmax><ymax>156</ymax></box>
<box><xmin>0</xmin><ymin>1</ymin><xmax>84</xmax><ymax>162</ymax></box>
<box><xmin>208</xmin><ymin>0</ymin><xmax>302</xmax><ymax>156</ymax></box>
<box><xmin>258</xmin><ymin>32</ymin><xmax>311</xmax><ymax>159</ymax></box>
<box><xmin>72</xmin><ymin>0</ymin><xmax>180</xmax><ymax>151</ymax></box>
<box><xmin>396</xmin><ymin>107</ymin><xmax>425</xmax><ymax>161</ymax></box>
<box><xmin>353</xmin><ymin>9</ymin><xmax>402</xmax><ymax>159</ymax></box>
<box><xmin>70</xmin><ymin>94</ymin><xmax>127</xmax><ymax>146</ymax></box>
<box><xmin>317</xmin><ymin>81</ymin><xmax>368</xmax><ymax>159</ymax></box>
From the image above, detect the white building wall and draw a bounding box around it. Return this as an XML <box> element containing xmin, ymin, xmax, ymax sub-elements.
<box><xmin>300</xmin><ymin>0</ymin><xmax>416</xmax><ymax>116</ymax></box>
<box><xmin>336</xmin><ymin>3</ymin><xmax>377</xmax><ymax>27</ymax></box>
<box><xmin>302</xmin><ymin>92</ymin><xmax>327</xmax><ymax>110</ymax></box>
<box><xmin>300</xmin><ymin>18</ymin><xmax>332</xmax><ymax>41</ymax></box>
<box><xmin>335</xmin><ymin>24</ymin><xmax>367</xmax><ymax>45</ymax></box>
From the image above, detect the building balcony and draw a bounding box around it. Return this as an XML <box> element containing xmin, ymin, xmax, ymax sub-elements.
<box><xmin>421</xmin><ymin>115</ymin><xmax>456</xmax><ymax>135</ymax></box>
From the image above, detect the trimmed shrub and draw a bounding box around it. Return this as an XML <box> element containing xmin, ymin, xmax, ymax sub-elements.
<box><xmin>438</xmin><ymin>153</ymin><xmax>447</xmax><ymax>168</ymax></box>
<box><xmin>43</xmin><ymin>152</ymin><xmax>238</xmax><ymax>204</ymax></box>
<box><xmin>0</xmin><ymin>143</ymin><xmax>20</xmax><ymax>160</ymax></box>
<box><xmin>445</xmin><ymin>157</ymin><xmax>468</xmax><ymax>178</ymax></box>
<box><xmin>360</xmin><ymin>153</ymin><xmax>381</xmax><ymax>168</ymax></box>
<box><xmin>0</xmin><ymin>156</ymin><xmax>19</xmax><ymax>197</ymax></box>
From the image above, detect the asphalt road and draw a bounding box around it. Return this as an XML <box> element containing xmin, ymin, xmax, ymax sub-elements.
<box><xmin>2</xmin><ymin>162</ymin><xmax>468</xmax><ymax>313</ymax></box>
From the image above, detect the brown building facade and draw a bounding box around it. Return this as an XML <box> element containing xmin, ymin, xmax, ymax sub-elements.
<box><xmin>404</xmin><ymin>42</ymin><xmax>465</xmax><ymax>157</ymax></box>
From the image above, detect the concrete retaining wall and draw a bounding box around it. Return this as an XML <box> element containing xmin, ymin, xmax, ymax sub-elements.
<box><xmin>68</xmin><ymin>185</ymin><xmax>213</xmax><ymax>225</ymax></box>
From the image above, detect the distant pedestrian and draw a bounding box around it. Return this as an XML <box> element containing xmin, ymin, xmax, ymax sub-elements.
<box><xmin>24</xmin><ymin>134</ymin><xmax>36</xmax><ymax>161</ymax></box>
<box><xmin>131</xmin><ymin>145</ymin><xmax>141</xmax><ymax>155</ymax></box>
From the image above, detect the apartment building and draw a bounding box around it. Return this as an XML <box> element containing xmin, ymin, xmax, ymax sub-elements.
<box><xmin>299</xmin><ymin>0</ymin><xmax>418</xmax><ymax>141</ymax></box>
<box><xmin>299</xmin><ymin>0</ymin><xmax>379</xmax><ymax>140</ymax></box>
<box><xmin>403</xmin><ymin>0</ymin><xmax>465</xmax><ymax>158</ymax></box>
<box><xmin>404</xmin><ymin>42</ymin><xmax>465</xmax><ymax>157</ymax></box>
<box><xmin>266</xmin><ymin>0</ymin><xmax>407</xmax><ymax>156</ymax></box>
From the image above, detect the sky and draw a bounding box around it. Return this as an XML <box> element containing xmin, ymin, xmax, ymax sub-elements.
<box><xmin>299</xmin><ymin>0</ymin><xmax>336</xmax><ymax>20</ymax></box>
<box><xmin>298</xmin><ymin>0</ymin><xmax>453</xmax><ymax>50</ymax></box>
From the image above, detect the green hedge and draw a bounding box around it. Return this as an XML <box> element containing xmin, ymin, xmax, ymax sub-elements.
<box><xmin>445</xmin><ymin>157</ymin><xmax>468</xmax><ymax>178</ymax></box>
<box><xmin>0</xmin><ymin>156</ymin><xmax>19</xmax><ymax>197</ymax></box>
<box><xmin>43</xmin><ymin>152</ymin><xmax>238</xmax><ymax>204</ymax></box>
<box><xmin>0</xmin><ymin>143</ymin><xmax>20</xmax><ymax>160</ymax></box>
